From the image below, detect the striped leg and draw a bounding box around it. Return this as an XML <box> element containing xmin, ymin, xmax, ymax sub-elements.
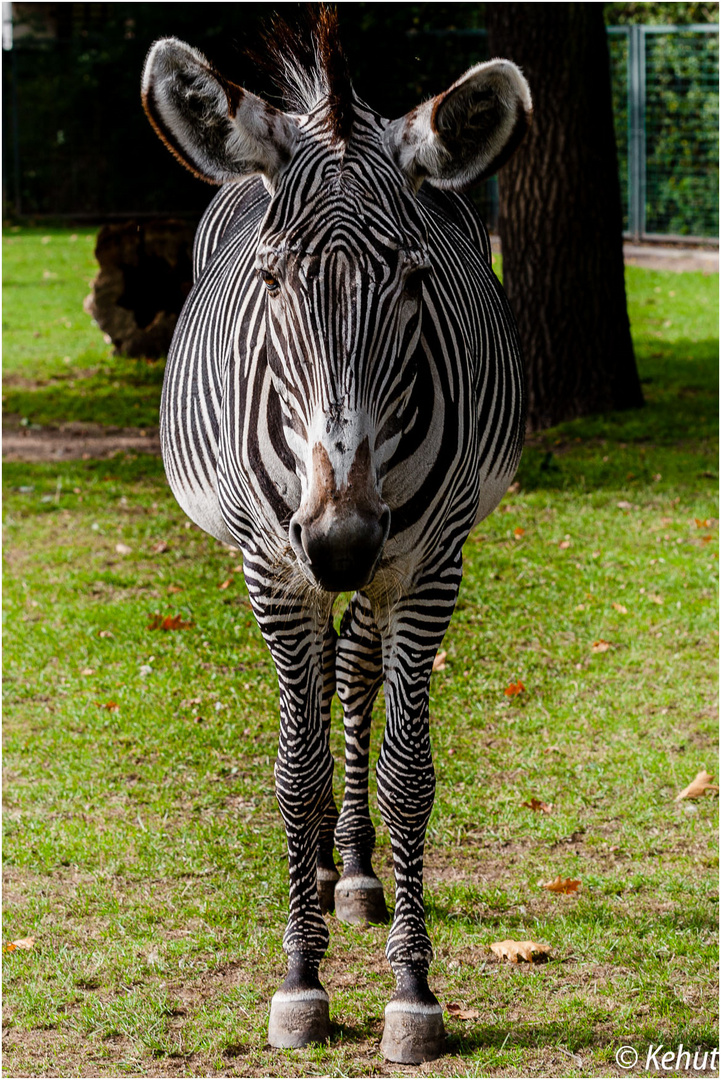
<box><xmin>334</xmin><ymin>594</ymin><xmax>389</xmax><ymax>924</ymax></box>
<box><xmin>245</xmin><ymin>564</ymin><xmax>335</xmax><ymax>1048</ymax></box>
<box><xmin>317</xmin><ymin>619</ymin><xmax>340</xmax><ymax>913</ymax></box>
<box><xmin>376</xmin><ymin>560</ymin><xmax>462</xmax><ymax>1064</ymax></box>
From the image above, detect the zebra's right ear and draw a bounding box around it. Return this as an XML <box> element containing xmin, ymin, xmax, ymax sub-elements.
<box><xmin>142</xmin><ymin>38</ymin><xmax>299</xmax><ymax>186</ymax></box>
<box><xmin>384</xmin><ymin>59</ymin><xmax>532</xmax><ymax>192</ymax></box>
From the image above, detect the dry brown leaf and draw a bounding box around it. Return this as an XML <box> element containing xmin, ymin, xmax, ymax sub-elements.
<box><xmin>218</xmin><ymin>578</ymin><xmax>234</xmax><ymax>590</ymax></box>
<box><xmin>115</xmin><ymin>543</ymin><xmax>132</xmax><ymax>556</ymax></box>
<box><xmin>649</xmin><ymin>594</ymin><xmax>663</xmax><ymax>605</ymax></box>
<box><xmin>522</xmin><ymin>798</ymin><xmax>553</xmax><ymax>814</ymax></box>
<box><xmin>10</xmin><ymin>937</ymin><xmax>35</xmax><ymax>950</ymax></box>
<box><xmin>490</xmin><ymin>939</ymin><xmax>551</xmax><ymax>964</ymax></box>
<box><xmin>612</xmin><ymin>602</ymin><xmax>628</xmax><ymax>614</ymax></box>
<box><xmin>695</xmin><ymin>518</ymin><xmax>710</xmax><ymax>528</ymax></box>
<box><xmin>98</xmin><ymin>629</ymin><xmax>114</xmax><ymax>639</ymax></box>
<box><xmin>446</xmin><ymin>1003</ymin><xmax>480</xmax><ymax>1020</ymax></box>
<box><xmin>513</xmin><ymin>526</ymin><xmax>525</xmax><ymax>538</ymax></box>
<box><xmin>541</xmin><ymin>876</ymin><xmax>581</xmax><ymax>894</ymax></box>
<box><xmin>674</xmin><ymin>770</ymin><xmax>719</xmax><ymax>802</ymax></box>
<box><xmin>432</xmin><ymin>650</ymin><xmax>447</xmax><ymax>672</ymax></box>
<box><xmin>544</xmin><ymin>744</ymin><xmax>561</xmax><ymax>754</ymax></box>
<box><xmin>95</xmin><ymin>701</ymin><xmax>119</xmax><ymax>711</ymax></box>
<box><xmin>591</xmin><ymin>640</ymin><xmax>611</xmax><ymax>653</ymax></box>
<box><xmin>559</xmin><ymin>539</ymin><xmax>571</xmax><ymax>550</ymax></box>
<box><xmin>167</xmin><ymin>585</ymin><xmax>183</xmax><ymax>594</ymax></box>
<box><xmin>148</xmin><ymin>614</ymin><xmax>193</xmax><ymax>631</ymax></box>
<box><xmin>80</xmin><ymin>667</ymin><xmax>96</xmax><ymax>676</ymax></box>
<box><xmin>504</xmin><ymin>679</ymin><xmax>525</xmax><ymax>697</ymax></box>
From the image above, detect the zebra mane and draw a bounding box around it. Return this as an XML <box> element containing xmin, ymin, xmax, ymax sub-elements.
<box><xmin>256</xmin><ymin>6</ymin><xmax>354</xmax><ymax>141</ymax></box>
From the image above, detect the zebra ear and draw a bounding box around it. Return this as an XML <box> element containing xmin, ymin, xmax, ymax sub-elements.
<box><xmin>142</xmin><ymin>38</ymin><xmax>299</xmax><ymax>186</ymax></box>
<box><xmin>385</xmin><ymin>59</ymin><xmax>532</xmax><ymax>192</ymax></box>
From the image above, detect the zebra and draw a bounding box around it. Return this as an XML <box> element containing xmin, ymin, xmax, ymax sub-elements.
<box><xmin>142</xmin><ymin>9</ymin><xmax>530</xmax><ymax>1064</ymax></box>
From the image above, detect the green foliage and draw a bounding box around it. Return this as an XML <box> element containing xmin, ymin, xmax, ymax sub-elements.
<box><xmin>608</xmin><ymin>25</ymin><xmax>718</xmax><ymax>237</ymax></box>
<box><xmin>605</xmin><ymin>3</ymin><xmax>719</xmax><ymax>26</ymax></box>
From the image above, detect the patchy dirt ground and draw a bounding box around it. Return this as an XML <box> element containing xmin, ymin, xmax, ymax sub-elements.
<box><xmin>2</xmin><ymin>415</ymin><xmax>161</xmax><ymax>462</ymax></box>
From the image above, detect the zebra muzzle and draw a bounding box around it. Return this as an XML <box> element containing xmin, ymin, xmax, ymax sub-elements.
<box><xmin>289</xmin><ymin>504</ymin><xmax>390</xmax><ymax>593</ymax></box>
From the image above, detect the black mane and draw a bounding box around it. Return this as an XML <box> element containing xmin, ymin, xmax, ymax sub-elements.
<box><xmin>254</xmin><ymin>5</ymin><xmax>354</xmax><ymax>141</ymax></box>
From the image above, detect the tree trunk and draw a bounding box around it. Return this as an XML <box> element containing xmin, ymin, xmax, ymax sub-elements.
<box><xmin>486</xmin><ymin>3</ymin><xmax>644</xmax><ymax>432</ymax></box>
<box><xmin>85</xmin><ymin>220</ymin><xmax>194</xmax><ymax>359</ymax></box>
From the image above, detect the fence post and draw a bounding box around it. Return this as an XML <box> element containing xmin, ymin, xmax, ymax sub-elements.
<box><xmin>628</xmin><ymin>24</ymin><xmax>646</xmax><ymax>241</ymax></box>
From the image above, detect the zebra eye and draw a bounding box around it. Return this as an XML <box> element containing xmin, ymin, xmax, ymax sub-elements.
<box><xmin>261</xmin><ymin>271</ymin><xmax>280</xmax><ymax>294</ymax></box>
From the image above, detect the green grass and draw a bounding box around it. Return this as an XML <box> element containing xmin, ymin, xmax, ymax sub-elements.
<box><xmin>2</xmin><ymin>228</ymin><xmax>164</xmax><ymax>428</ymax></box>
<box><xmin>2</xmin><ymin>230</ymin><xmax>718</xmax><ymax>1077</ymax></box>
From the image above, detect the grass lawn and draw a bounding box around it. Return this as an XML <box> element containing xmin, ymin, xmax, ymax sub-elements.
<box><xmin>2</xmin><ymin>229</ymin><xmax>718</xmax><ymax>1078</ymax></box>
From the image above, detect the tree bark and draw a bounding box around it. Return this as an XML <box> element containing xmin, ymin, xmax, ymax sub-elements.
<box><xmin>85</xmin><ymin>220</ymin><xmax>194</xmax><ymax>359</ymax></box>
<box><xmin>486</xmin><ymin>3</ymin><xmax>644</xmax><ymax>431</ymax></box>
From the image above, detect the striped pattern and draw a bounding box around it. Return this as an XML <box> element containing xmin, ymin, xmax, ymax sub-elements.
<box><xmin>159</xmin><ymin>85</ymin><xmax>524</xmax><ymax>1000</ymax></box>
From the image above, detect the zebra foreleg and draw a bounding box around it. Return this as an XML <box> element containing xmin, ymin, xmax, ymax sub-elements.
<box><xmin>317</xmin><ymin>617</ymin><xmax>340</xmax><ymax>914</ymax></box>
<box><xmin>334</xmin><ymin>593</ymin><xmax>389</xmax><ymax>925</ymax></box>
<box><xmin>375</xmin><ymin>574</ymin><xmax>461</xmax><ymax>1064</ymax></box>
<box><xmin>249</xmin><ymin>587</ymin><xmax>335</xmax><ymax>1048</ymax></box>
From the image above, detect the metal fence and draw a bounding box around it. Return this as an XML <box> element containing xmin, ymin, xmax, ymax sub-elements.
<box><xmin>2</xmin><ymin>19</ymin><xmax>719</xmax><ymax>240</ymax></box>
<box><xmin>608</xmin><ymin>24</ymin><xmax>719</xmax><ymax>241</ymax></box>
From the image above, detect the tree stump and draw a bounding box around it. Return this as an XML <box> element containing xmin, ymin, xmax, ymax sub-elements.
<box><xmin>85</xmin><ymin>220</ymin><xmax>195</xmax><ymax>359</ymax></box>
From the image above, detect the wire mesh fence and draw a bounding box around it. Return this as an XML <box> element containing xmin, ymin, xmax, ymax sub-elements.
<box><xmin>609</xmin><ymin>24</ymin><xmax>719</xmax><ymax>241</ymax></box>
<box><xmin>2</xmin><ymin>16</ymin><xmax>719</xmax><ymax>241</ymax></box>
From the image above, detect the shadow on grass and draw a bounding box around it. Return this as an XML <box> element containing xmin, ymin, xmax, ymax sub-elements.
<box><xmin>445</xmin><ymin>1021</ymin><xmax>719</xmax><ymax>1056</ymax></box>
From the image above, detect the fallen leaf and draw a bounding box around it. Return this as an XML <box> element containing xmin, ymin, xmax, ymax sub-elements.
<box><xmin>541</xmin><ymin>876</ymin><xmax>581</xmax><ymax>894</ymax></box>
<box><xmin>695</xmin><ymin>518</ymin><xmax>710</xmax><ymax>528</ymax></box>
<box><xmin>95</xmin><ymin>701</ymin><xmax>119</xmax><ymax>711</ymax></box>
<box><xmin>115</xmin><ymin>543</ymin><xmax>132</xmax><ymax>556</ymax></box>
<box><xmin>514</xmin><ymin>526</ymin><xmax>525</xmax><ymax>538</ymax></box>
<box><xmin>232</xmin><ymin>564</ymin><xmax>244</xmax><ymax>573</ymax></box>
<box><xmin>559</xmin><ymin>539</ymin><xmax>571</xmax><ymax>549</ymax></box>
<box><xmin>522</xmin><ymin>798</ymin><xmax>553</xmax><ymax>814</ymax></box>
<box><xmin>446</xmin><ymin>1003</ymin><xmax>481</xmax><ymax>1020</ymax></box>
<box><xmin>504</xmin><ymin>679</ymin><xmax>525</xmax><ymax>697</ymax></box>
<box><xmin>617</xmin><ymin>500</ymin><xmax>634</xmax><ymax>510</ymax></box>
<box><xmin>507</xmin><ymin>481</ymin><xmax>520</xmax><ymax>495</ymax></box>
<box><xmin>80</xmin><ymin>667</ymin><xmax>96</xmax><ymax>676</ymax></box>
<box><xmin>148</xmin><ymin>614</ymin><xmax>193</xmax><ymax>631</ymax></box>
<box><xmin>612</xmin><ymin>603</ymin><xmax>628</xmax><ymax>614</ymax></box>
<box><xmin>544</xmin><ymin>745</ymin><xmax>561</xmax><ymax>755</ymax></box>
<box><xmin>674</xmin><ymin>770</ymin><xmax>719</xmax><ymax>802</ymax></box>
<box><xmin>151</xmin><ymin>540</ymin><xmax>170</xmax><ymax>554</ymax></box>
<box><xmin>591</xmin><ymin>640</ymin><xmax>611</xmax><ymax>653</ymax></box>
<box><xmin>490</xmin><ymin>940</ymin><xmax>551</xmax><ymax>964</ymax></box>
<box><xmin>167</xmin><ymin>585</ymin><xmax>183</xmax><ymax>594</ymax></box>
<box><xmin>219</xmin><ymin>578</ymin><xmax>233</xmax><ymax>590</ymax></box>
<box><xmin>649</xmin><ymin>594</ymin><xmax>663</xmax><ymax>605</ymax></box>
<box><xmin>702</xmin><ymin>535</ymin><xmax>714</xmax><ymax>544</ymax></box>
<box><xmin>98</xmin><ymin>629</ymin><xmax>114</xmax><ymax>639</ymax></box>
<box><xmin>9</xmin><ymin>937</ymin><xmax>35</xmax><ymax>950</ymax></box>
<box><xmin>432</xmin><ymin>650</ymin><xmax>447</xmax><ymax>672</ymax></box>
<box><xmin>3</xmin><ymin>943</ymin><xmax>16</xmax><ymax>952</ymax></box>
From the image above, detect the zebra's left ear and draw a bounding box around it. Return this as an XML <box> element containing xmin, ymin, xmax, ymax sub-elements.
<box><xmin>384</xmin><ymin>59</ymin><xmax>532</xmax><ymax>192</ymax></box>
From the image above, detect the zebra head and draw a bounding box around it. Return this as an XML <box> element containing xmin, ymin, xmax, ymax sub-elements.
<box><xmin>143</xmin><ymin>12</ymin><xmax>531</xmax><ymax>593</ymax></box>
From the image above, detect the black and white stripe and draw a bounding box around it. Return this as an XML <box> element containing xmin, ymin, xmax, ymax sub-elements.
<box><xmin>146</xmin><ymin>14</ymin><xmax>529</xmax><ymax>1058</ymax></box>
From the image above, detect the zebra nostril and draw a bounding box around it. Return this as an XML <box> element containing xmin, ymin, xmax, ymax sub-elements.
<box><xmin>289</xmin><ymin>516</ymin><xmax>308</xmax><ymax>563</ymax></box>
<box><xmin>379</xmin><ymin>506</ymin><xmax>391</xmax><ymax>544</ymax></box>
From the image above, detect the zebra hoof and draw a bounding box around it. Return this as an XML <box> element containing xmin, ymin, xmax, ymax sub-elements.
<box><xmin>334</xmin><ymin>873</ymin><xmax>389</xmax><ymax>925</ymax></box>
<box><xmin>380</xmin><ymin>1000</ymin><xmax>445</xmax><ymax>1064</ymax></box>
<box><xmin>317</xmin><ymin>866</ymin><xmax>340</xmax><ymax>914</ymax></box>
<box><xmin>267</xmin><ymin>989</ymin><xmax>331</xmax><ymax>1049</ymax></box>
